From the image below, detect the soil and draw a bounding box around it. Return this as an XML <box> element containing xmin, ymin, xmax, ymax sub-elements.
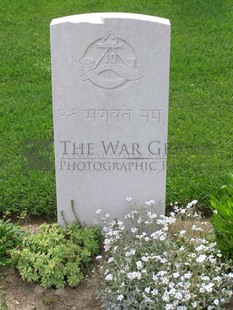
<box><xmin>0</xmin><ymin>265</ymin><xmax>103</xmax><ymax>310</ymax></box>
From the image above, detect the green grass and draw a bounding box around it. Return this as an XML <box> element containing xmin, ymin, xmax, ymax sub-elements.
<box><xmin>0</xmin><ymin>0</ymin><xmax>232</xmax><ymax>217</ymax></box>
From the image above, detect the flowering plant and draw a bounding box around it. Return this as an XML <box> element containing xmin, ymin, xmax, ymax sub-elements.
<box><xmin>97</xmin><ymin>199</ymin><xmax>233</xmax><ymax>309</ymax></box>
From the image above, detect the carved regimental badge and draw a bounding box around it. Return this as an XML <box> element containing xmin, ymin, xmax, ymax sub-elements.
<box><xmin>79</xmin><ymin>32</ymin><xmax>143</xmax><ymax>90</ymax></box>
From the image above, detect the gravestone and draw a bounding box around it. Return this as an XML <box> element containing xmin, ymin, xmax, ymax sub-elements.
<box><xmin>50</xmin><ymin>13</ymin><xmax>170</xmax><ymax>226</ymax></box>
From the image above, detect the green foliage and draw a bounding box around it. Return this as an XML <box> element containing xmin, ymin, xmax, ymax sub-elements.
<box><xmin>210</xmin><ymin>173</ymin><xmax>233</xmax><ymax>257</ymax></box>
<box><xmin>0</xmin><ymin>290</ymin><xmax>7</xmax><ymax>310</ymax></box>
<box><xmin>0</xmin><ymin>219</ymin><xmax>23</xmax><ymax>266</ymax></box>
<box><xmin>11</xmin><ymin>223</ymin><xmax>102</xmax><ymax>288</ymax></box>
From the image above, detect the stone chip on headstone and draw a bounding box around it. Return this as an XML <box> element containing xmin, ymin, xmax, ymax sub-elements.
<box><xmin>50</xmin><ymin>13</ymin><xmax>171</xmax><ymax>226</ymax></box>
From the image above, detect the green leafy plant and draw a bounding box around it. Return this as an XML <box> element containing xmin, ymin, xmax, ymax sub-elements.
<box><xmin>0</xmin><ymin>219</ymin><xmax>23</xmax><ymax>266</ymax></box>
<box><xmin>11</xmin><ymin>223</ymin><xmax>102</xmax><ymax>288</ymax></box>
<box><xmin>210</xmin><ymin>173</ymin><xmax>233</xmax><ymax>257</ymax></box>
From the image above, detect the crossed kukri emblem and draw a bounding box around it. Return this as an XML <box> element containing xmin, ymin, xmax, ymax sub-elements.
<box><xmin>79</xmin><ymin>32</ymin><xmax>143</xmax><ymax>90</ymax></box>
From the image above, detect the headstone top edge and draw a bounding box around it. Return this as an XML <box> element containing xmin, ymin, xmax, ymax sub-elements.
<box><xmin>50</xmin><ymin>12</ymin><xmax>170</xmax><ymax>27</ymax></box>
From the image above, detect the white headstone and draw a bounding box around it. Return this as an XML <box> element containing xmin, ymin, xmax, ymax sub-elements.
<box><xmin>50</xmin><ymin>13</ymin><xmax>170</xmax><ymax>226</ymax></box>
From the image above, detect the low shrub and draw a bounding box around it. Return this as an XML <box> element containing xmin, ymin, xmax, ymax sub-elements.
<box><xmin>97</xmin><ymin>199</ymin><xmax>233</xmax><ymax>309</ymax></box>
<box><xmin>11</xmin><ymin>223</ymin><xmax>102</xmax><ymax>288</ymax></box>
<box><xmin>210</xmin><ymin>173</ymin><xmax>233</xmax><ymax>257</ymax></box>
<box><xmin>0</xmin><ymin>219</ymin><xmax>23</xmax><ymax>266</ymax></box>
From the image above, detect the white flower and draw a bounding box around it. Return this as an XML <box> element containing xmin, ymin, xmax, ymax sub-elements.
<box><xmin>202</xmin><ymin>282</ymin><xmax>214</xmax><ymax>292</ymax></box>
<box><xmin>96</xmin><ymin>209</ymin><xmax>102</xmax><ymax>214</ymax></box>
<box><xmin>144</xmin><ymin>287</ymin><xmax>150</xmax><ymax>293</ymax></box>
<box><xmin>184</xmin><ymin>272</ymin><xmax>192</xmax><ymax>279</ymax></box>
<box><xmin>174</xmin><ymin>292</ymin><xmax>183</xmax><ymax>300</ymax></box>
<box><xmin>125</xmin><ymin>249</ymin><xmax>136</xmax><ymax>257</ymax></box>
<box><xmin>131</xmin><ymin>227</ymin><xmax>138</xmax><ymax>233</ymax></box>
<box><xmin>117</xmin><ymin>294</ymin><xmax>124</xmax><ymax>301</ymax></box>
<box><xmin>169</xmin><ymin>288</ymin><xmax>176</xmax><ymax>295</ymax></box>
<box><xmin>162</xmin><ymin>291</ymin><xmax>170</xmax><ymax>302</ymax></box>
<box><xmin>96</xmin><ymin>255</ymin><xmax>102</xmax><ymax>260</ymax></box>
<box><xmin>98</xmin><ymin>201</ymin><xmax>233</xmax><ymax>309</ymax></box>
<box><xmin>136</xmin><ymin>261</ymin><xmax>143</xmax><ymax>270</ymax></box>
<box><xmin>195</xmin><ymin>245</ymin><xmax>207</xmax><ymax>251</ymax></box>
<box><xmin>127</xmin><ymin>271</ymin><xmax>142</xmax><ymax>280</ymax></box>
<box><xmin>158</xmin><ymin>271</ymin><xmax>167</xmax><ymax>276</ymax></box>
<box><xmin>160</xmin><ymin>234</ymin><xmax>167</xmax><ymax>241</ymax></box>
<box><xmin>192</xmin><ymin>224</ymin><xmax>203</xmax><ymax>231</ymax></box>
<box><xmin>151</xmin><ymin>289</ymin><xmax>158</xmax><ymax>296</ymax></box>
<box><xmin>153</xmin><ymin>274</ymin><xmax>158</xmax><ymax>282</ymax></box>
<box><xmin>173</xmin><ymin>272</ymin><xmax>180</xmax><ymax>278</ymax></box>
<box><xmin>187</xmin><ymin>200</ymin><xmax>198</xmax><ymax>208</ymax></box>
<box><xmin>196</xmin><ymin>254</ymin><xmax>206</xmax><ymax>263</ymax></box>
<box><xmin>142</xmin><ymin>256</ymin><xmax>149</xmax><ymax>262</ymax></box>
<box><xmin>105</xmin><ymin>274</ymin><xmax>113</xmax><ymax>281</ymax></box>
<box><xmin>151</xmin><ymin>231</ymin><xmax>163</xmax><ymax>239</ymax></box>
<box><xmin>179</xmin><ymin>230</ymin><xmax>186</xmax><ymax>236</ymax></box>
<box><xmin>213</xmin><ymin>209</ymin><xmax>218</xmax><ymax>214</ymax></box>
<box><xmin>169</xmin><ymin>282</ymin><xmax>175</xmax><ymax>289</ymax></box>
<box><xmin>213</xmin><ymin>276</ymin><xmax>222</xmax><ymax>282</ymax></box>
<box><xmin>126</xmin><ymin>196</ymin><xmax>132</xmax><ymax>202</ymax></box>
<box><xmin>130</xmin><ymin>249</ymin><xmax>136</xmax><ymax>255</ymax></box>
<box><xmin>161</xmin><ymin>277</ymin><xmax>169</xmax><ymax>285</ymax></box>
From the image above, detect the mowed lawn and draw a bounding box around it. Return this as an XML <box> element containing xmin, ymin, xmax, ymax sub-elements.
<box><xmin>0</xmin><ymin>0</ymin><xmax>232</xmax><ymax>217</ymax></box>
